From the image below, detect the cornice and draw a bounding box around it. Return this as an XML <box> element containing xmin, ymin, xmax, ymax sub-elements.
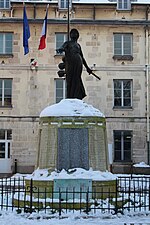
<box><xmin>0</xmin><ymin>18</ymin><xmax>150</xmax><ymax>25</ymax></box>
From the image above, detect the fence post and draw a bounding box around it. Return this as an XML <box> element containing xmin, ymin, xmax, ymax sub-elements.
<box><xmin>1</xmin><ymin>179</ymin><xmax>3</xmax><ymax>210</ymax></box>
<box><xmin>30</xmin><ymin>179</ymin><xmax>33</xmax><ymax>214</ymax></box>
<box><xmin>86</xmin><ymin>190</ymin><xmax>89</xmax><ymax>214</ymax></box>
<box><xmin>115</xmin><ymin>178</ymin><xmax>118</xmax><ymax>214</ymax></box>
<box><xmin>14</xmin><ymin>159</ymin><xmax>17</xmax><ymax>174</ymax></box>
<box><xmin>59</xmin><ymin>189</ymin><xmax>61</xmax><ymax>216</ymax></box>
<box><xmin>149</xmin><ymin>178</ymin><xmax>150</xmax><ymax>211</ymax></box>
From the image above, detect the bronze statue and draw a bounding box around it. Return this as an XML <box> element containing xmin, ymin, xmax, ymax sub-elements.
<box><xmin>57</xmin><ymin>28</ymin><xmax>94</xmax><ymax>100</ymax></box>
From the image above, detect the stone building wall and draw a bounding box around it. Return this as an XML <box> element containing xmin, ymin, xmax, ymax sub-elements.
<box><xmin>0</xmin><ymin>1</ymin><xmax>149</xmax><ymax>174</ymax></box>
<box><xmin>0</xmin><ymin>117</ymin><xmax>39</xmax><ymax>173</ymax></box>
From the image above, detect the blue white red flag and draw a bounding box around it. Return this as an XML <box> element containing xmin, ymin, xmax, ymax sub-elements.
<box><xmin>38</xmin><ymin>7</ymin><xmax>48</xmax><ymax>50</ymax></box>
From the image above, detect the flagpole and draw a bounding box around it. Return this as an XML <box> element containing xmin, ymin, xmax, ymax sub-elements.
<box><xmin>67</xmin><ymin>0</ymin><xmax>70</xmax><ymax>41</ymax></box>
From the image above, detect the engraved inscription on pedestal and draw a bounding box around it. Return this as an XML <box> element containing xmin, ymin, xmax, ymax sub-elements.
<box><xmin>57</xmin><ymin>128</ymin><xmax>89</xmax><ymax>171</ymax></box>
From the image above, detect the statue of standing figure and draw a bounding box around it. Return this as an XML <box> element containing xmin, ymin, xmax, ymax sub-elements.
<box><xmin>57</xmin><ymin>28</ymin><xmax>93</xmax><ymax>100</ymax></box>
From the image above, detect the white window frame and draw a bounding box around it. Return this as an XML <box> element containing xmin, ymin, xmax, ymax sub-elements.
<box><xmin>113</xmin><ymin>79</ymin><xmax>132</xmax><ymax>108</ymax></box>
<box><xmin>58</xmin><ymin>0</ymin><xmax>72</xmax><ymax>9</ymax></box>
<box><xmin>0</xmin><ymin>33</ymin><xmax>13</xmax><ymax>54</ymax></box>
<box><xmin>55</xmin><ymin>78</ymin><xmax>66</xmax><ymax>103</ymax></box>
<box><xmin>0</xmin><ymin>130</ymin><xmax>12</xmax><ymax>159</ymax></box>
<box><xmin>0</xmin><ymin>0</ymin><xmax>10</xmax><ymax>9</ymax></box>
<box><xmin>0</xmin><ymin>79</ymin><xmax>12</xmax><ymax>107</ymax></box>
<box><xmin>114</xmin><ymin>130</ymin><xmax>132</xmax><ymax>162</ymax></box>
<box><xmin>114</xmin><ymin>33</ymin><xmax>133</xmax><ymax>57</ymax></box>
<box><xmin>55</xmin><ymin>32</ymin><xmax>67</xmax><ymax>54</ymax></box>
<box><xmin>117</xmin><ymin>0</ymin><xmax>131</xmax><ymax>10</ymax></box>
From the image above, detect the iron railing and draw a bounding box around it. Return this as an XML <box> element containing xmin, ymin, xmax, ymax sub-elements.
<box><xmin>0</xmin><ymin>176</ymin><xmax>150</xmax><ymax>215</ymax></box>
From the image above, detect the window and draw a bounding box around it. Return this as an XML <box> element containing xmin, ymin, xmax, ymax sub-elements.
<box><xmin>0</xmin><ymin>130</ymin><xmax>12</xmax><ymax>159</ymax></box>
<box><xmin>0</xmin><ymin>79</ymin><xmax>12</xmax><ymax>107</ymax></box>
<box><xmin>117</xmin><ymin>0</ymin><xmax>131</xmax><ymax>10</ymax></box>
<box><xmin>114</xmin><ymin>130</ymin><xmax>132</xmax><ymax>162</ymax></box>
<box><xmin>113</xmin><ymin>33</ymin><xmax>133</xmax><ymax>59</ymax></box>
<box><xmin>0</xmin><ymin>0</ymin><xmax>10</xmax><ymax>9</ymax></box>
<box><xmin>114</xmin><ymin>79</ymin><xmax>132</xmax><ymax>108</ymax></box>
<box><xmin>0</xmin><ymin>33</ymin><xmax>13</xmax><ymax>55</ymax></box>
<box><xmin>55</xmin><ymin>78</ymin><xmax>66</xmax><ymax>103</ymax></box>
<box><xmin>56</xmin><ymin>33</ymin><xmax>67</xmax><ymax>54</ymax></box>
<box><xmin>58</xmin><ymin>0</ymin><xmax>72</xmax><ymax>9</ymax></box>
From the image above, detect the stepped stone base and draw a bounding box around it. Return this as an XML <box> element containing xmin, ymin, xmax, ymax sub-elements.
<box><xmin>25</xmin><ymin>178</ymin><xmax>117</xmax><ymax>200</ymax></box>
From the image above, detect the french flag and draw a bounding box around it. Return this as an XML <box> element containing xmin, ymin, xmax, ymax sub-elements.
<box><xmin>38</xmin><ymin>6</ymin><xmax>48</xmax><ymax>50</ymax></box>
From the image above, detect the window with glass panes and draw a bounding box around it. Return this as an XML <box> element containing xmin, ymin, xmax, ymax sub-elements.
<box><xmin>114</xmin><ymin>79</ymin><xmax>132</xmax><ymax>108</ymax></box>
<box><xmin>117</xmin><ymin>0</ymin><xmax>131</xmax><ymax>10</ymax></box>
<box><xmin>0</xmin><ymin>0</ymin><xmax>10</xmax><ymax>9</ymax></box>
<box><xmin>114</xmin><ymin>130</ymin><xmax>132</xmax><ymax>162</ymax></box>
<box><xmin>55</xmin><ymin>78</ymin><xmax>66</xmax><ymax>103</ymax></box>
<box><xmin>56</xmin><ymin>33</ymin><xmax>67</xmax><ymax>54</ymax></box>
<box><xmin>0</xmin><ymin>130</ymin><xmax>12</xmax><ymax>159</ymax></box>
<box><xmin>0</xmin><ymin>79</ymin><xmax>12</xmax><ymax>107</ymax></box>
<box><xmin>59</xmin><ymin>0</ymin><xmax>72</xmax><ymax>9</ymax></box>
<box><xmin>114</xmin><ymin>33</ymin><xmax>132</xmax><ymax>56</ymax></box>
<box><xmin>0</xmin><ymin>33</ymin><xmax>13</xmax><ymax>54</ymax></box>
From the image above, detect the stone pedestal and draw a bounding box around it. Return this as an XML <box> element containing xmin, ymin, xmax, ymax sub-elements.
<box><xmin>18</xmin><ymin>100</ymin><xmax>114</xmax><ymax>209</ymax></box>
<box><xmin>36</xmin><ymin>99</ymin><xmax>109</xmax><ymax>172</ymax></box>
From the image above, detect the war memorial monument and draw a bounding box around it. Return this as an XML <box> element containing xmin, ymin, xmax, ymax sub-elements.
<box><xmin>23</xmin><ymin>29</ymin><xmax>116</xmax><ymax>206</ymax></box>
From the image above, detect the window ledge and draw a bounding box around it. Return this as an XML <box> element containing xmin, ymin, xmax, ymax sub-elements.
<box><xmin>113</xmin><ymin>107</ymin><xmax>133</xmax><ymax>110</ymax></box>
<box><xmin>113</xmin><ymin>161</ymin><xmax>133</xmax><ymax>165</ymax></box>
<box><xmin>0</xmin><ymin>8</ymin><xmax>11</xmax><ymax>11</ymax></box>
<box><xmin>54</xmin><ymin>54</ymin><xmax>65</xmax><ymax>57</ymax></box>
<box><xmin>58</xmin><ymin>8</ymin><xmax>68</xmax><ymax>11</ymax></box>
<box><xmin>113</xmin><ymin>55</ymin><xmax>133</xmax><ymax>61</ymax></box>
<box><xmin>0</xmin><ymin>54</ymin><xmax>13</xmax><ymax>58</ymax></box>
<box><xmin>0</xmin><ymin>105</ymin><xmax>13</xmax><ymax>109</ymax></box>
<box><xmin>116</xmin><ymin>9</ymin><xmax>131</xmax><ymax>12</ymax></box>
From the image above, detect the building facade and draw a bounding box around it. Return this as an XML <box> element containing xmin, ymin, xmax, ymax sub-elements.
<box><xmin>0</xmin><ymin>0</ymin><xmax>150</xmax><ymax>175</ymax></box>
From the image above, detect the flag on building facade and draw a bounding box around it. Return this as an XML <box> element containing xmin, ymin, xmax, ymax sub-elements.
<box><xmin>23</xmin><ymin>5</ymin><xmax>30</xmax><ymax>55</ymax></box>
<box><xmin>38</xmin><ymin>6</ymin><xmax>48</xmax><ymax>50</ymax></box>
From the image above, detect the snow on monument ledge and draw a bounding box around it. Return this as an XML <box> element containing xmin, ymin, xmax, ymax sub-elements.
<box><xmin>40</xmin><ymin>99</ymin><xmax>105</xmax><ymax>117</ymax></box>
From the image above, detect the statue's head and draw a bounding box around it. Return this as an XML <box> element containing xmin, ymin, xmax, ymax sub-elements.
<box><xmin>70</xmin><ymin>29</ymin><xmax>79</xmax><ymax>40</ymax></box>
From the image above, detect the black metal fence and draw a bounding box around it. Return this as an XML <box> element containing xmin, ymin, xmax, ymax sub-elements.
<box><xmin>0</xmin><ymin>176</ymin><xmax>150</xmax><ymax>215</ymax></box>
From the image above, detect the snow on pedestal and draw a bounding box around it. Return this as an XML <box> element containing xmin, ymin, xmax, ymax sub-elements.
<box><xmin>40</xmin><ymin>99</ymin><xmax>105</xmax><ymax>118</ymax></box>
<box><xmin>24</xmin><ymin>168</ymin><xmax>117</xmax><ymax>201</ymax></box>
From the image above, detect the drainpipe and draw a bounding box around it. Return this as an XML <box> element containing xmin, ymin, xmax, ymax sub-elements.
<box><xmin>67</xmin><ymin>0</ymin><xmax>70</xmax><ymax>41</ymax></box>
<box><xmin>146</xmin><ymin>64</ymin><xmax>150</xmax><ymax>164</ymax></box>
<box><xmin>33</xmin><ymin>3</ymin><xmax>36</xmax><ymax>19</ymax></box>
<box><xmin>145</xmin><ymin>24</ymin><xmax>150</xmax><ymax>164</ymax></box>
<box><xmin>14</xmin><ymin>159</ymin><xmax>17</xmax><ymax>174</ymax></box>
<box><xmin>36</xmin><ymin>128</ymin><xmax>42</xmax><ymax>168</ymax></box>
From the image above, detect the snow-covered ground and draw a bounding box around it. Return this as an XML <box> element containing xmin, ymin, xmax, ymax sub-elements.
<box><xmin>1</xmin><ymin>168</ymin><xmax>150</xmax><ymax>224</ymax></box>
<box><xmin>0</xmin><ymin>210</ymin><xmax>150</xmax><ymax>225</ymax></box>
